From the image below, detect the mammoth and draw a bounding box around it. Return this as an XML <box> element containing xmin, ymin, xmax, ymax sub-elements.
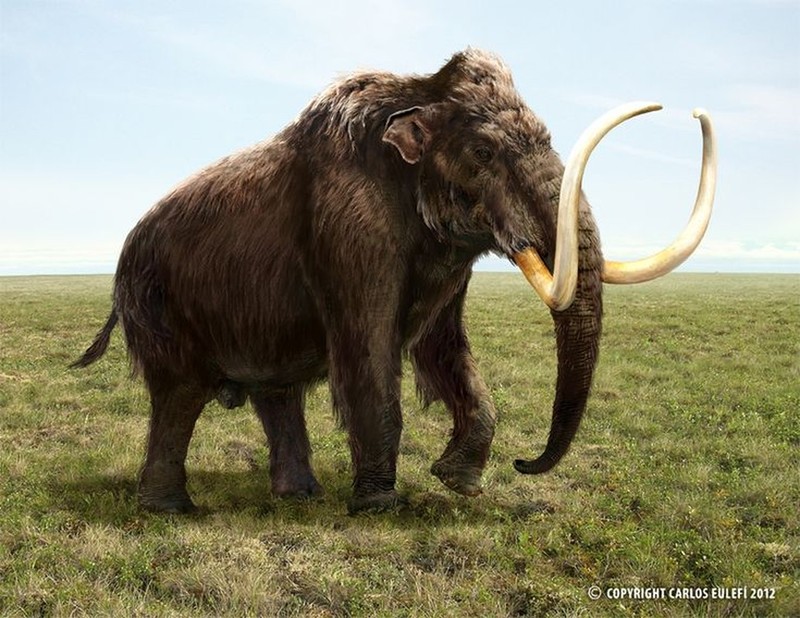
<box><xmin>73</xmin><ymin>49</ymin><xmax>716</xmax><ymax>514</ymax></box>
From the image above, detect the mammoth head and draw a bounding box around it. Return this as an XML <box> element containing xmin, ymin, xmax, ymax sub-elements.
<box><xmin>381</xmin><ymin>55</ymin><xmax>717</xmax><ymax>311</ymax></box>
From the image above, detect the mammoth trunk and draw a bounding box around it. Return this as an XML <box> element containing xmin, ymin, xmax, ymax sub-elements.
<box><xmin>515</xmin><ymin>205</ymin><xmax>603</xmax><ymax>474</ymax></box>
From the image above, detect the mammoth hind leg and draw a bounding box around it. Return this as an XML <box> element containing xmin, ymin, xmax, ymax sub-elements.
<box><xmin>139</xmin><ymin>380</ymin><xmax>208</xmax><ymax>514</ymax></box>
<box><xmin>252</xmin><ymin>387</ymin><xmax>324</xmax><ymax>499</ymax></box>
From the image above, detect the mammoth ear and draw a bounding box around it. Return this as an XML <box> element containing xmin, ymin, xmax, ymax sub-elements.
<box><xmin>382</xmin><ymin>106</ymin><xmax>433</xmax><ymax>164</ymax></box>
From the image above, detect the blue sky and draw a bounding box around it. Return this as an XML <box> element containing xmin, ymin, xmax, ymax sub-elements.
<box><xmin>1</xmin><ymin>0</ymin><xmax>798</xmax><ymax>274</ymax></box>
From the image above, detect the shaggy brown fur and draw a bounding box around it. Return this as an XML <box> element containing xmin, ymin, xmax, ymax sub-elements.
<box><xmin>73</xmin><ymin>49</ymin><xmax>603</xmax><ymax>513</ymax></box>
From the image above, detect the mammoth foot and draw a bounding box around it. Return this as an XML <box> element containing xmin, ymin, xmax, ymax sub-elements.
<box><xmin>270</xmin><ymin>456</ymin><xmax>325</xmax><ymax>499</ymax></box>
<box><xmin>272</xmin><ymin>473</ymin><xmax>325</xmax><ymax>500</ymax></box>
<box><xmin>138</xmin><ymin>490</ymin><xmax>197</xmax><ymax>514</ymax></box>
<box><xmin>347</xmin><ymin>490</ymin><xmax>408</xmax><ymax>515</ymax></box>
<box><xmin>139</xmin><ymin>465</ymin><xmax>197</xmax><ymax>514</ymax></box>
<box><xmin>430</xmin><ymin>457</ymin><xmax>484</xmax><ymax>497</ymax></box>
<box><xmin>430</xmin><ymin>401</ymin><xmax>493</xmax><ymax>497</ymax></box>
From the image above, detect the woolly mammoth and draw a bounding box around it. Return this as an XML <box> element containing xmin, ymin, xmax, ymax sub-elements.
<box><xmin>73</xmin><ymin>49</ymin><xmax>716</xmax><ymax>513</ymax></box>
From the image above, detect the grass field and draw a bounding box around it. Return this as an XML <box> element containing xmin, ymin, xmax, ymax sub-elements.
<box><xmin>0</xmin><ymin>273</ymin><xmax>798</xmax><ymax>617</ymax></box>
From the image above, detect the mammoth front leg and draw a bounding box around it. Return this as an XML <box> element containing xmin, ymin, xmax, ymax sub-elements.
<box><xmin>411</xmin><ymin>288</ymin><xmax>496</xmax><ymax>496</ymax></box>
<box><xmin>251</xmin><ymin>387</ymin><xmax>324</xmax><ymax>499</ymax></box>
<box><xmin>328</xmin><ymin>325</ymin><xmax>404</xmax><ymax>514</ymax></box>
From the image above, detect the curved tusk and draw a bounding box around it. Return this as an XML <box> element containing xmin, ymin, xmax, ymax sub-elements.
<box><xmin>602</xmin><ymin>108</ymin><xmax>717</xmax><ymax>283</ymax></box>
<box><xmin>514</xmin><ymin>101</ymin><xmax>663</xmax><ymax>311</ymax></box>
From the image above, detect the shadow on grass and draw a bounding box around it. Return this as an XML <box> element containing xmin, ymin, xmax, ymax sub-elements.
<box><xmin>51</xmin><ymin>468</ymin><xmax>273</xmax><ymax>526</ymax></box>
<box><xmin>50</xmin><ymin>468</ymin><xmax>556</xmax><ymax>529</ymax></box>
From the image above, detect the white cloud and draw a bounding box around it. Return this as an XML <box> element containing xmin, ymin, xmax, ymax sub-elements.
<box><xmin>565</xmin><ymin>93</ymin><xmax>630</xmax><ymax>111</ymax></box>
<box><xmin>569</xmin><ymin>83</ymin><xmax>800</xmax><ymax>145</ymax></box>
<box><xmin>84</xmin><ymin>1</ymin><xmax>436</xmax><ymax>90</ymax></box>
<box><xmin>603</xmin><ymin>239</ymin><xmax>800</xmax><ymax>263</ymax></box>
<box><xmin>0</xmin><ymin>242</ymin><xmax>119</xmax><ymax>275</ymax></box>
<box><xmin>605</xmin><ymin>143</ymin><xmax>697</xmax><ymax>168</ymax></box>
<box><xmin>475</xmin><ymin>239</ymin><xmax>800</xmax><ymax>274</ymax></box>
<box><xmin>6</xmin><ymin>238</ymin><xmax>795</xmax><ymax>277</ymax></box>
<box><xmin>713</xmin><ymin>84</ymin><xmax>800</xmax><ymax>141</ymax></box>
<box><xmin>693</xmin><ymin>239</ymin><xmax>800</xmax><ymax>261</ymax></box>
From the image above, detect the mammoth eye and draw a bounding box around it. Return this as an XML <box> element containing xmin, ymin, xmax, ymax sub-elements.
<box><xmin>473</xmin><ymin>145</ymin><xmax>493</xmax><ymax>164</ymax></box>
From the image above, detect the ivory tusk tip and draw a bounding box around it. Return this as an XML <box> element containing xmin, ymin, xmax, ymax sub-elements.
<box><xmin>638</xmin><ymin>102</ymin><xmax>663</xmax><ymax>113</ymax></box>
<box><xmin>692</xmin><ymin>107</ymin><xmax>709</xmax><ymax>119</ymax></box>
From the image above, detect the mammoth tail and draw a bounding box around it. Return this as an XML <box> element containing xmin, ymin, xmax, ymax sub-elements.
<box><xmin>70</xmin><ymin>310</ymin><xmax>119</xmax><ymax>368</ymax></box>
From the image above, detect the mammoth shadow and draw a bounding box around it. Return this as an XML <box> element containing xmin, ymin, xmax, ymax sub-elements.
<box><xmin>52</xmin><ymin>466</ymin><xmax>551</xmax><ymax>528</ymax></box>
<box><xmin>72</xmin><ymin>48</ymin><xmax>716</xmax><ymax>515</ymax></box>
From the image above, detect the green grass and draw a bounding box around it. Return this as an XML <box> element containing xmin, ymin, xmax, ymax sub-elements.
<box><xmin>1</xmin><ymin>273</ymin><xmax>798</xmax><ymax>617</ymax></box>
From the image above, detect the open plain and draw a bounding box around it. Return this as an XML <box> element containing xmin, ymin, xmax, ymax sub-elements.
<box><xmin>0</xmin><ymin>273</ymin><xmax>797</xmax><ymax>616</ymax></box>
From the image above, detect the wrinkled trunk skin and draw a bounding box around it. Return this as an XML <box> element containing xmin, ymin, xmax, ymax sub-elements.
<box><xmin>515</xmin><ymin>191</ymin><xmax>603</xmax><ymax>474</ymax></box>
